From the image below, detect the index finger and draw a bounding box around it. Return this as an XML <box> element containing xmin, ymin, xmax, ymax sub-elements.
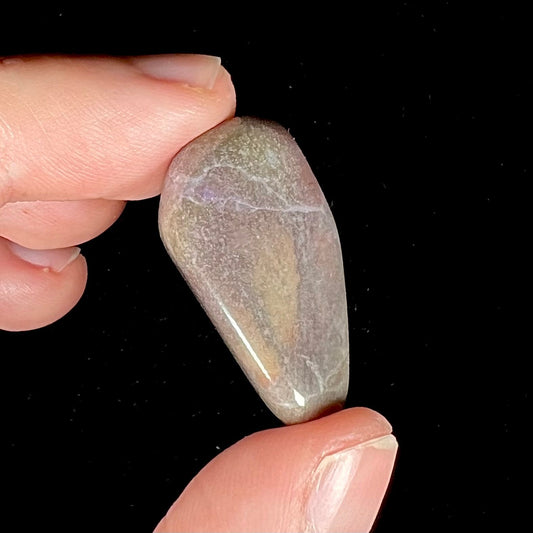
<box><xmin>0</xmin><ymin>54</ymin><xmax>235</xmax><ymax>206</ymax></box>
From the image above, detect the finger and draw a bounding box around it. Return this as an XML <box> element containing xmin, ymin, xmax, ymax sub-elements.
<box><xmin>155</xmin><ymin>407</ymin><xmax>398</xmax><ymax>533</ymax></box>
<box><xmin>0</xmin><ymin>54</ymin><xmax>236</xmax><ymax>206</ymax></box>
<box><xmin>0</xmin><ymin>237</ymin><xmax>87</xmax><ymax>331</ymax></box>
<box><xmin>0</xmin><ymin>198</ymin><xmax>125</xmax><ymax>248</ymax></box>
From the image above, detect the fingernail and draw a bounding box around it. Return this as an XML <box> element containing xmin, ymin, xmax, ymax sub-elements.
<box><xmin>131</xmin><ymin>54</ymin><xmax>222</xmax><ymax>89</ymax></box>
<box><xmin>7</xmin><ymin>241</ymin><xmax>81</xmax><ymax>273</ymax></box>
<box><xmin>306</xmin><ymin>434</ymin><xmax>398</xmax><ymax>533</ymax></box>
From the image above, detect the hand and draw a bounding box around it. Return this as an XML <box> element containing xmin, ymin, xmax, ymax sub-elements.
<box><xmin>0</xmin><ymin>54</ymin><xmax>234</xmax><ymax>330</ymax></box>
<box><xmin>0</xmin><ymin>55</ymin><xmax>397</xmax><ymax>532</ymax></box>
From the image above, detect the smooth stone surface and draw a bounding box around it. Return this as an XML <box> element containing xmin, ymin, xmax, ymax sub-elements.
<box><xmin>159</xmin><ymin>117</ymin><xmax>349</xmax><ymax>424</ymax></box>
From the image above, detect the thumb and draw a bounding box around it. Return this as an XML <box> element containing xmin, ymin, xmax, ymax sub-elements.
<box><xmin>155</xmin><ymin>408</ymin><xmax>398</xmax><ymax>533</ymax></box>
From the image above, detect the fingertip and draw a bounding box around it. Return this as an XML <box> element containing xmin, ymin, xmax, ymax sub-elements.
<box><xmin>0</xmin><ymin>238</ymin><xmax>87</xmax><ymax>331</ymax></box>
<box><xmin>155</xmin><ymin>407</ymin><xmax>396</xmax><ymax>532</ymax></box>
<box><xmin>1</xmin><ymin>54</ymin><xmax>237</xmax><ymax>203</ymax></box>
<box><xmin>212</xmin><ymin>65</ymin><xmax>236</xmax><ymax>117</ymax></box>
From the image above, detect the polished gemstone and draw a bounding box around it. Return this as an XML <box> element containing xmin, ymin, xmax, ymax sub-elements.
<box><xmin>159</xmin><ymin>117</ymin><xmax>349</xmax><ymax>424</ymax></box>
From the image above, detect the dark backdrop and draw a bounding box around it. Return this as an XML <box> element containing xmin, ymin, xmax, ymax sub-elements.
<box><xmin>1</xmin><ymin>3</ymin><xmax>529</xmax><ymax>531</ymax></box>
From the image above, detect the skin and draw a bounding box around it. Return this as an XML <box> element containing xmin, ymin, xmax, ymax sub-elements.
<box><xmin>0</xmin><ymin>55</ymin><xmax>397</xmax><ymax>532</ymax></box>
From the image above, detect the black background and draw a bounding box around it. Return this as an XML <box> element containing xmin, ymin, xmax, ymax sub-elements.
<box><xmin>0</xmin><ymin>3</ymin><xmax>529</xmax><ymax>531</ymax></box>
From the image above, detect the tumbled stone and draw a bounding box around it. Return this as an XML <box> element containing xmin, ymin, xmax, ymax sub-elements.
<box><xmin>159</xmin><ymin>117</ymin><xmax>349</xmax><ymax>424</ymax></box>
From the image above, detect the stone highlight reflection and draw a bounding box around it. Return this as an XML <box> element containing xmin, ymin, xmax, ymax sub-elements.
<box><xmin>159</xmin><ymin>117</ymin><xmax>349</xmax><ymax>424</ymax></box>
